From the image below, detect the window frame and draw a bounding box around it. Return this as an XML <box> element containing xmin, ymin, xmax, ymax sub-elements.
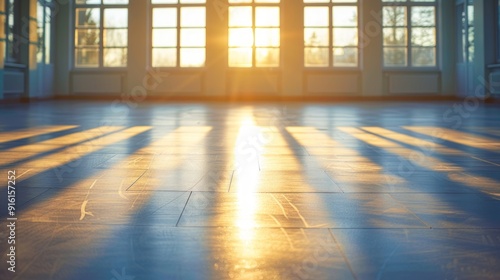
<box><xmin>382</xmin><ymin>0</ymin><xmax>439</xmax><ymax>69</ymax></box>
<box><xmin>149</xmin><ymin>0</ymin><xmax>207</xmax><ymax>69</ymax></box>
<box><xmin>73</xmin><ymin>0</ymin><xmax>129</xmax><ymax>69</ymax></box>
<box><xmin>227</xmin><ymin>0</ymin><xmax>282</xmax><ymax>68</ymax></box>
<box><xmin>303</xmin><ymin>0</ymin><xmax>360</xmax><ymax>69</ymax></box>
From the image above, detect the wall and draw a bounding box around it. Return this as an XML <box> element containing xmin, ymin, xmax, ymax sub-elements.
<box><xmin>1</xmin><ymin>0</ymin><xmax>496</xmax><ymax>100</ymax></box>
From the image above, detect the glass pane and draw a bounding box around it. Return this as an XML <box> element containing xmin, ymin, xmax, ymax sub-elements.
<box><xmin>304</xmin><ymin>7</ymin><xmax>328</xmax><ymax>27</ymax></box>
<box><xmin>45</xmin><ymin>7</ymin><xmax>51</xmax><ymax>64</ymax></box>
<box><xmin>75</xmin><ymin>29</ymin><xmax>100</xmax><ymax>46</ymax></box>
<box><xmin>304</xmin><ymin>28</ymin><xmax>329</xmax><ymax>47</ymax></box>
<box><xmin>255</xmin><ymin>0</ymin><xmax>280</xmax><ymax>2</ymax></box>
<box><xmin>383</xmin><ymin>7</ymin><xmax>407</xmax><ymax>26</ymax></box>
<box><xmin>228</xmin><ymin>48</ymin><xmax>252</xmax><ymax>67</ymax></box>
<box><xmin>181</xmin><ymin>7</ymin><xmax>206</xmax><ymax>27</ymax></box>
<box><xmin>153</xmin><ymin>29</ymin><xmax>177</xmax><ymax>47</ymax></box>
<box><xmin>229</xmin><ymin>28</ymin><xmax>254</xmax><ymax>47</ymax></box>
<box><xmin>411</xmin><ymin>27</ymin><xmax>435</xmax><ymax>46</ymax></box>
<box><xmin>229</xmin><ymin>0</ymin><xmax>252</xmax><ymax>2</ymax></box>
<box><xmin>256</xmin><ymin>48</ymin><xmax>279</xmax><ymax>67</ymax></box>
<box><xmin>76</xmin><ymin>8</ymin><xmax>100</xmax><ymax>27</ymax></box>
<box><xmin>76</xmin><ymin>0</ymin><xmax>101</xmax><ymax>3</ymax></box>
<box><xmin>383</xmin><ymin>27</ymin><xmax>407</xmax><ymax>46</ymax></box>
<box><xmin>333</xmin><ymin>7</ymin><xmax>357</xmax><ymax>27</ymax></box>
<box><xmin>229</xmin><ymin>6</ymin><xmax>252</xmax><ymax>27</ymax></box>
<box><xmin>333</xmin><ymin>28</ymin><xmax>357</xmax><ymax>46</ymax></box>
<box><xmin>75</xmin><ymin>48</ymin><xmax>99</xmax><ymax>67</ymax></box>
<box><xmin>255</xmin><ymin>28</ymin><xmax>280</xmax><ymax>47</ymax></box>
<box><xmin>103</xmin><ymin>0</ymin><xmax>129</xmax><ymax>4</ymax></box>
<box><xmin>153</xmin><ymin>8</ymin><xmax>177</xmax><ymax>28</ymax></box>
<box><xmin>180</xmin><ymin>48</ymin><xmax>205</xmax><ymax>67</ymax></box>
<box><xmin>333</xmin><ymin>47</ymin><xmax>357</xmax><ymax>67</ymax></box>
<box><xmin>180</xmin><ymin>28</ymin><xmax>206</xmax><ymax>47</ymax></box>
<box><xmin>104</xmin><ymin>9</ymin><xmax>128</xmax><ymax>28</ymax></box>
<box><xmin>180</xmin><ymin>0</ymin><xmax>206</xmax><ymax>3</ymax></box>
<box><xmin>384</xmin><ymin>47</ymin><xmax>407</xmax><ymax>66</ymax></box>
<box><xmin>152</xmin><ymin>0</ymin><xmax>177</xmax><ymax>3</ymax></box>
<box><xmin>411</xmin><ymin>7</ymin><xmax>435</xmax><ymax>26</ymax></box>
<box><xmin>412</xmin><ymin>47</ymin><xmax>436</xmax><ymax>66</ymax></box>
<box><xmin>104</xmin><ymin>29</ymin><xmax>127</xmax><ymax>47</ymax></box>
<box><xmin>152</xmin><ymin>48</ymin><xmax>177</xmax><ymax>67</ymax></box>
<box><xmin>255</xmin><ymin>7</ymin><xmax>280</xmax><ymax>27</ymax></box>
<box><xmin>305</xmin><ymin>47</ymin><xmax>329</xmax><ymax>67</ymax></box>
<box><xmin>104</xmin><ymin>48</ymin><xmax>127</xmax><ymax>67</ymax></box>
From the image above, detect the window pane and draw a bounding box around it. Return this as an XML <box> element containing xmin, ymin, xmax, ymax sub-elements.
<box><xmin>255</xmin><ymin>7</ymin><xmax>279</xmax><ymax>27</ymax></box>
<box><xmin>104</xmin><ymin>9</ymin><xmax>128</xmax><ymax>28</ymax></box>
<box><xmin>411</xmin><ymin>7</ymin><xmax>435</xmax><ymax>26</ymax></box>
<box><xmin>304</xmin><ymin>7</ymin><xmax>328</xmax><ymax>27</ymax></box>
<box><xmin>384</xmin><ymin>47</ymin><xmax>407</xmax><ymax>66</ymax></box>
<box><xmin>103</xmin><ymin>0</ymin><xmax>129</xmax><ymax>4</ymax></box>
<box><xmin>76</xmin><ymin>0</ymin><xmax>101</xmax><ymax>4</ymax></box>
<box><xmin>104</xmin><ymin>29</ymin><xmax>127</xmax><ymax>47</ymax></box>
<box><xmin>181</xmin><ymin>7</ymin><xmax>206</xmax><ymax>27</ymax></box>
<box><xmin>104</xmin><ymin>48</ymin><xmax>127</xmax><ymax>67</ymax></box>
<box><xmin>383</xmin><ymin>27</ymin><xmax>407</xmax><ymax>46</ymax></box>
<box><xmin>75</xmin><ymin>29</ymin><xmax>100</xmax><ymax>46</ymax></box>
<box><xmin>411</xmin><ymin>27</ymin><xmax>435</xmax><ymax>46</ymax></box>
<box><xmin>180</xmin><ymin>28</ymin><xmax>206</xmax><ymax>47</ymax></box>
<box><xmin>153</xmin><ymin>8</ymin><xmax>177</xmax><ymax>27</ymax></box>
<box><xmin>304</xmin><ymin>28</ymin><xmax>329</xmax><ymax>47</ymax></box>
<box><xmin>228</xmin><ymin>48</ymin><xmax>252</xmax><ymax>67</ymax></box>
<box><xmin>412</xmin><ymin>47</ymin><xmax>436</xmax><ymax>66</ymax></box>
<box><xmin>229</xmin><ymin>7</ymin><xmax>252</xmax><ymax>27</ymax></box>
<box><xmin>75</xmin><ymin>48</ymin><xmax>99</xmax><ymax>67</ymax></box>
<box><xmin>152</xmin><ymin>48</ymin><xmax>177</xmax><ymax>67</ymax></box>
<box><xmin>152</xmin><ymin>0</ymin><xmax>178</xmax><ymax>3</ymax></box>
<box><xmin>180</xmin><ymin>48</ymin><xmax>205</xmax><ymax>67</ymax></box>
<box><xmin>76</xmin><ymin>8</ymin><xmax>100</xmax><ymax>27</ymax></box>
<box><xmin>256</xmin><ymin>48</ymin><xmax>279</xmax><ymax>67</ymax></box>
<box><xmin>333</xmin><ymin>28</ymin><xmax>357</xmax><ymax>46</ymax></box>
<box><xmin>255</xmin><ymin>28</ymin><xmax>280</xmax><ymax>47</ymax></box>
<box><xmin>333</xmin><ymin>7</ymin><xmax>357</xmax><ymax>27</ymax></box>
<box><xmin>305</xmin><ymin>47</ymin><xmax>329</xmax><ymax>67</ymax></box>
<box><xmin>180</xmin><ymin>0</ymin><xmax>206</xmax><ymax>3</ymax></box>
<box><xmin>383</xmin><ymin>7</ymin><xmax>407</xmax><ymax>26</ymax></box>
<box><xmin>229</xmin><ymin>28</ymin><xmax>254</xmax><ymax>47</ymax></box>
<box><xmin>333</xmin><ymin>47</ymin><xmax>357</xmax><ymax>67</ymax></box>
<box><xmin>153</xmin><ymin>29</ymin><xmax>177</xmax><ymax>47</ymax></box>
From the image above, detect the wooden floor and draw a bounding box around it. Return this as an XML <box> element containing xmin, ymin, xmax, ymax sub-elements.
<box><xmin>1</xmin><ymin>100</ymin><xmax>500</xmax><ymax>279</ymax></box>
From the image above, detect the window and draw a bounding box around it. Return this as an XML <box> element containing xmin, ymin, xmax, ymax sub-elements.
<box><xmin>151</xmin><ymin>0</ymin><xmax>206</xmax><ymax>68</ymax></box>
<box><xmin>38</xmin><ymin>0</ymin><xmax>54</xmax><ymax>64</ymax></box>
<box><xmin>497</xmin><ymin>0</ymin><xmax>500</xmax><ymax>61</ymax></box>
<box><xmin>304</xmin><ymin>0</ymin><xmax>358</xmax><ymax>67</ymax></box>
<box><xmin>74</xmin><ymin>0</ymin><xmax>128</xmax><ymax>68</ymax></box>
<box><xmin>382</xmin><ymin>0</ymin><xmax>437</xmax><ymax>67</ymax></box>
<box><xmin>5</xmin><ymin>0</ymin><xmax>21</xmax><ymax>63</ymax></box>
<box><xmin>228</xmin><ymin>0</ymin><xmax>280</xmax><ymax>68</ymax></box>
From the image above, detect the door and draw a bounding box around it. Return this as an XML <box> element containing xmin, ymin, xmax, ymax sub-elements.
<box><xmin>37</xmin><ymin>0</ymin><xmax>55</xmax><ymax>98</ymax></box>
<box><xmin>456</xmin><ymin>0</ymin><xmax>475</xmax><ymax>97</ymax></box>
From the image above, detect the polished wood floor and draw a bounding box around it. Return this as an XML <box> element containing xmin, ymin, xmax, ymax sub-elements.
<box><xmin>1</xmin><ymin>101</ymin><xmax>500</xmax><ymax>279</ymax></box>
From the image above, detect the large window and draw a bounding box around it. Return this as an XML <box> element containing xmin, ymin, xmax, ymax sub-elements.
<box><xmin>37</xmin><ymin>0</ymin><xmax>54</xmax><ymax>65</ymax></box>
<box><xmin>5</xmin><ymin>0</ymin><xmax>21</xmax><ymax>63</ymax></box>
<box><xmin>497</xmin><ymin>0</ymin><xmax>500</xmax><ymax>62</ymax></box>
<box><xmin>228</xmin><ymin>0</ymin><xmax>280</xmax><ymax>67</ymax></box>
<box><xmin>74</xmin><ymin>0</ymin><xmax>128</xmax><ymax>68</ymax></box>
<box><xmin>304</xmin><ymin>0</ymin><xmax>358</xmax><ymax>67</ymax></box>
<box><xmin>382</xmin><ymin>0</ymin><xmax>437</xmax><ymax>67</ymax></box>
<box><xmin>151</xmin><ymin>0</ymin><xmax>206</xmax><ymax>68</ymax></box>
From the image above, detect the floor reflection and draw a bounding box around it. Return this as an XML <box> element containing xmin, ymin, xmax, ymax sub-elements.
<box><xmin>1</xmin><ymin>101</ymin><xmax>500</xmax><ymax>279</ymax></box>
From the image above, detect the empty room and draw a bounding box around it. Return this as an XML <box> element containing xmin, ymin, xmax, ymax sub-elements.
<box><xmin>1</xmin><ymin>0</ymin><xmax>500</xmax><ymax>279</ymax></box>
